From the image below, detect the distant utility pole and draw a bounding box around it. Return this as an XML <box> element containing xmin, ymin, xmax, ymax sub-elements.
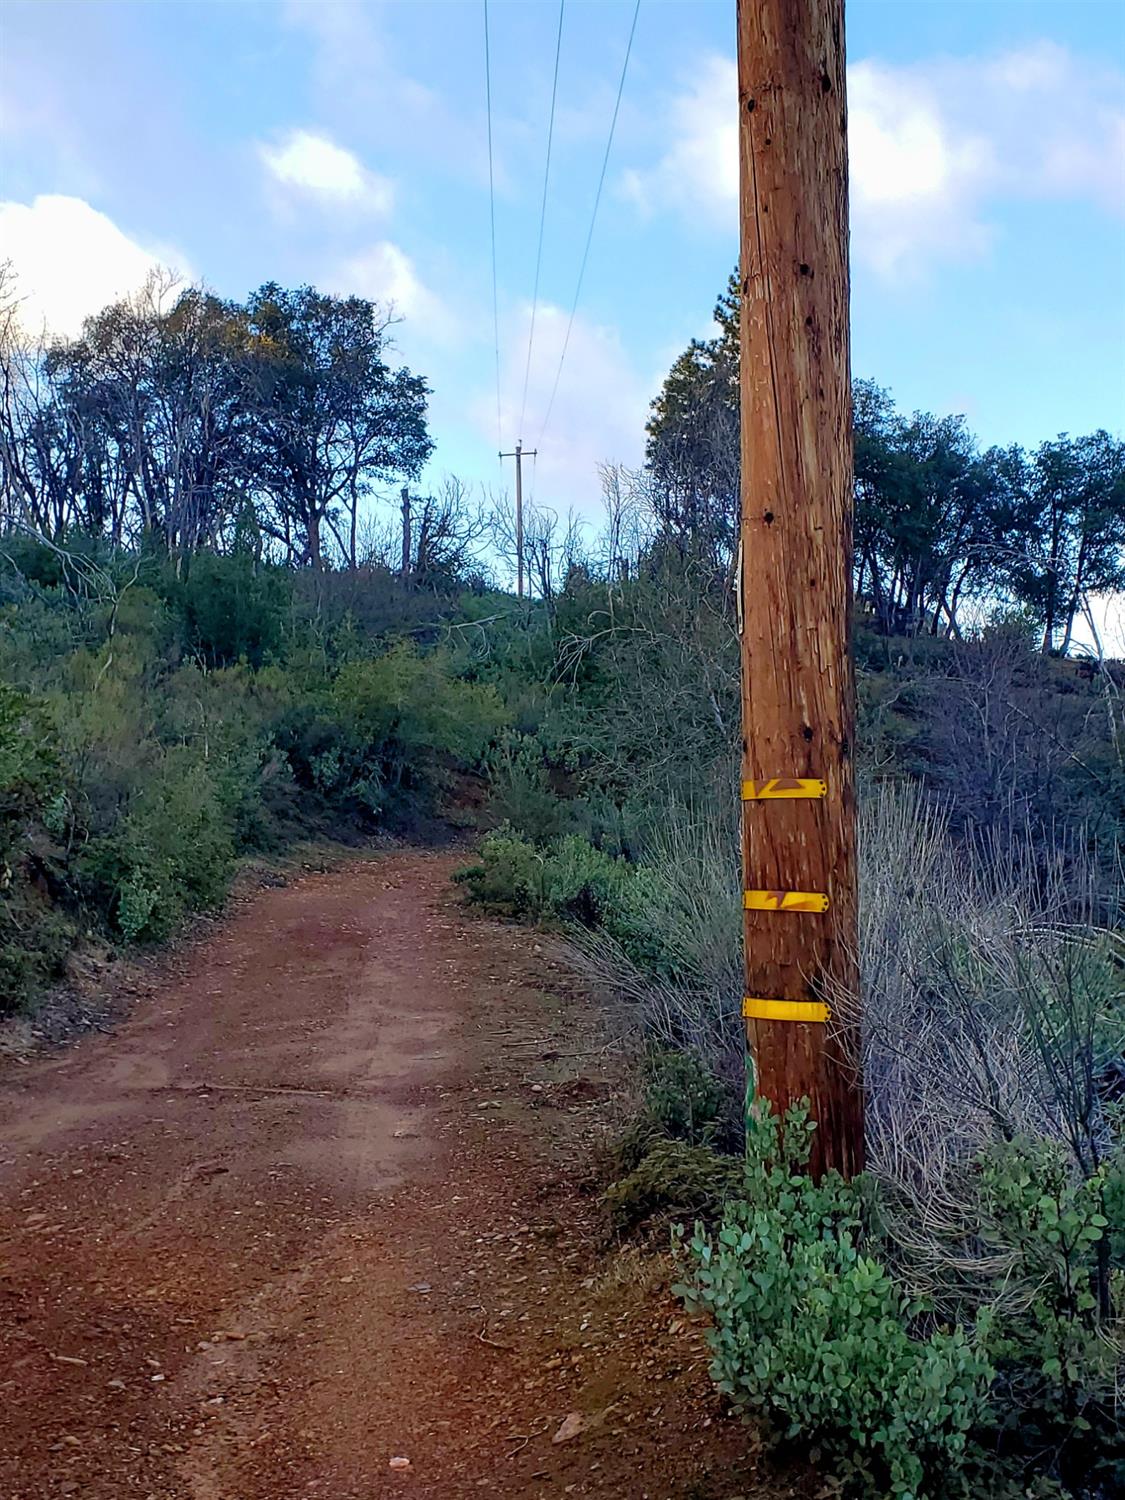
<box><xmin>499</xmin><ymin>439</ymin><xmax>537</xmax><ymax>598</ymax></box>
<box><xmin>400</xmin><ymin>485</ymin><xmax>411</xmax><ymax>580</ymax></box>
<box><xmin>736</xmin><ymin>0</ymin><xmax>864</xmax><ymax>1178</ymax></box>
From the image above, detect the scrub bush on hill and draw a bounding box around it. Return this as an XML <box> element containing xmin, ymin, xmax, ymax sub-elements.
<box><xmin>277</xmin><ymin>644</ymin><xmax>506</xmax><ymax>817</ymax></box>
<box><xmin>679</xmin><ymin>1103</ymin><xmax>997</xmax><ymax>1500</ymax></box>
<box><xmin>0</xmin><ymin>543</ymin><xmax>512</xmax><ymax>1012</ymax></box>
<box><xmin>0</xmin><ymin>684</ymin><xmax>77</xmax><ymax>1002</ymax></box>
<box><xmin>454</xmin><ymin>826</ymin><xmax>661</xmax><ymax>967</ymax></box>
<box><xmin>79</xmin><ymin>749</ymin><xmax>238</xmax><ymax>942</ymax></box>
<box><xmin>180</xmin><ymin>554</ymin><xmax>291</xmax><ymax>669</ymax></box>
<box><xmin>0</xmin><ymin>684</ymin><xmax>62</xmax><ymax>861</ymax></box>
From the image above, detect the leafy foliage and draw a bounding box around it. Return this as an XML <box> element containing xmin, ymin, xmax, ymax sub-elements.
<box><xmin>974</xmin><ymin>1137</ymin><xmax>1122</xmax><ymax>1445</ymax></box>
<box><xmin>0</xmin><ymin>542</ymin><xmax>511</xmax><ymax>1011</ymax></box>
<box><xmin>0</xmin><ymin>683</ymin><xmax>75</xmax><ymax>1002</ymax></box>
<box><xmin>679</xmin><ymin>1103</ymin><xmax>996</xmax><ymax>1500</ymax></box>
<box><xmin>604</xmin><ymin>1139</ymin><xmax>740</xmax><ymax>1240</ymax></box>
<box><xmin>600</xmin><ymin>1050</ymin><xmax>741</xmax><ymax>1238</ymax></box>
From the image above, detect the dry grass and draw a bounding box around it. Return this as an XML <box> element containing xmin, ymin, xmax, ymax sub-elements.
<box><xmin>568</xmin><ymin>782</ymin><xmax>1122</xmax><ymax>1313</ymax></box>
<box><xmin>838</xmin><ymin>780</ymin><xmax>1123</xmax><ymax>1312</ymax></box>
<box><xmin>564</xmin><ymin>796</ymin><xmax>745</xmax><ymax>1098</ymax></box>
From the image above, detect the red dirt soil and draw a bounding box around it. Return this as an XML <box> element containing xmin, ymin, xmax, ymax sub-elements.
<box><xmin>0</xmin><ymin>849</ymin><xmax>799</xmax><ymax>1499</ymax></box>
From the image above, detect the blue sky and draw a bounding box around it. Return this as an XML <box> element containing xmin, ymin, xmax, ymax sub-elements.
<box><xmin>2</xmin><ymin>0</ymin><xmax>1123</xmax><ymax>529</ymax></box>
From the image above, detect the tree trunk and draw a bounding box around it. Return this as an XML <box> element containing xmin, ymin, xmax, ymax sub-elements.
<box><xmin>737</xmin><ymin>0</ymin><xmax>863</xmax><ymax>1179</ymax></box>
<box><xmin>307</xmin><ymin>508</ymin><xmax>322</xmax><ymax>571</ymax></box>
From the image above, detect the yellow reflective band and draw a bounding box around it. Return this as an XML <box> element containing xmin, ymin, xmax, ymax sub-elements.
<box><xmin>744</xmin><ymin>889</ymin><xmax>829</xmax><ymax>913</ymax></box>
<box><xmin>741</xmin><ymin>778</ymin><xmax>827</xmax><ymax>800</ymax></box>
<box><xmin>743</xmin><ymin>996</ymin><xmax>831</xmax><ymax>1023</ymax></box>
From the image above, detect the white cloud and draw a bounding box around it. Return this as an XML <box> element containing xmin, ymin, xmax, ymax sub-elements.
<box><xmin>472</xmin><ymin>302</ymin><xmax>650</xmax><ymax>514</ymax></box>
<box><xmin>279</xmin><ymin>1</ymin><xmax>491</xmax><ymax>188</ymax></box>
<box><xmin>622</xmin><ymin>54</ymin><xmax>737</xmax><ymax>224</ymax></box>
<box><xmin>0</xmin><ymin>194</ymin><xmax>190</xmax><ymax>340</ymax></box>
<box><xmin>258</xmin><ymin>129</ymin><xmax>393</xmax><ymax>214</ymax></box>
<box><xmin>847</xmin><ymin>60</ymin><xmax>996</xmax><ymax>272</ymax></box>
<box><xmin>624</xmin><ymin>43</ymin><xmax>1125</xmax><ymax>274</ymax></box>
<box><xmin>331</xmin><ymin>241</ymin><xmax>450</xmax><ymax>342</ymax></box>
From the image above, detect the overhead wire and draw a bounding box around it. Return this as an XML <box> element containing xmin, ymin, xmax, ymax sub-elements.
<box><xmin>483</xmin><ymin>0</ymin><xmax>502</xmax><ymax>454</ymax></box>
<box><xmin>534</xmin><ymin>0</ymin><xmax>641</xmax><ymax>453</ymax></box>
<box><xmin>518</xmin><ymin>0</ymin><xmax>566</xmax><ymax>446</ymax></box>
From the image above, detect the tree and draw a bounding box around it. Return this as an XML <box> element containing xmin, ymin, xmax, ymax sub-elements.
<box><xmin>999</xmin><ymin>432</ymin><xmax>1125</xmax><ymax>654</ymax></box>
<box><xmin>645</xmin><ymin>271</ymin><xmax>740</xmax><ymax>567</ymax></box>
<box><xmin>240</xmin><ymin>284</ymin><xmax>432</xmax><ymax>569</ymax></box>
<box><xmin>853</xmin><ymin>381</ymin><xmax>998</xmax><ymax>637</ymax></box>
<box><xmin>407</xmin><ymin>477</ymin><xmax>489</xmax><ymax>593</ymax></box>
<box><xmin>7</xmin><ymin>276</ymin><xmax>250</xmax><ymax>556</ymax></box>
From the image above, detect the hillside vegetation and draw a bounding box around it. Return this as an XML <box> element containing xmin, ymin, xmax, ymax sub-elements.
<box><xmin>2</xmin><ymin>270</ymin><xmax>1123</xmax><ymax>1498</ymax></box>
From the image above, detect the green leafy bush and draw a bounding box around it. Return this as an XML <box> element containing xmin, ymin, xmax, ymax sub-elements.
<box><xmin>80</xmin><ymin>749</ymin><xmax>237</xmax><ymax>942</ymax></box>
<box><xmin>599</xmin><ymin>1050</ymin><xmax>739</xmax><ymax>1239</ymax></box>
<box><xmin>453</xmin><ymin>826</ymin><xmax>547</xmax><ymax>917</ymax></box>
<box><xmin>456</xmin><ymin>826</ymin><xmax>663</xmax><ymax>963</ymax></box>
<box><xmin>0</xmin><ymin>684</ymin><xmax>78</xmax><ymax>1004</ymax></box>
<box><xmin>679</xmin><ymin>1102</ymin><xmax>996</xmax><ymax>1500</ymax></box>
<box><xmin>604</xmin><ymin>1138</ymin><xmax>740</xmax><ymax>1238</ymax></box>
<box><xmin>0</xmin><ymin>684</ymin><xmax>63</xmax><ymax>861</ymax></box>
<box><xmin>540</xmin><ymin>833</ymin><xmax>634</xmax><ymax>925</ymax></box>
<box><xmin>974</xmin><ymin>1137</ymin><xmax>1122</xmax><ymax>1448</ymax></box>
<box><xmin>181</xmin><ymin>554</ymin><xmax>291</xmax><ymax>668</ymax></box>
<box><xmin>640</xmin><ymin>1048</ymin><xmax>730</xmax><ymax>1145</ymax></box>
<box><xmin>485</xmin><ymin>732</ymin><xmax>575</xmax><ymax>844</ymax></box>
<box><xmin>280</xmin><ymin>644</ymin><xmax>508</xmax><ymax>817</ymax></box>
<box><xmin>611</xmin><ymin>1049</ymin><xmax>735</xmax><ymax>1175</ymax></box>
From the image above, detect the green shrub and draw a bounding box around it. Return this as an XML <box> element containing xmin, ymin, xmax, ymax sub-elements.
<box><xmin>0</xmin><ymin>891</ymin><xmax>75</xmax><ymax>1010</ymax></box>
<box><xmin>182</xmin><ymin>554</ymin><xmax>291</xmax><ymax>669</ymax></box>
<box><xmin>0</xmin><ymin>685</ymin><xmax>78</xmax><ymax>1011</ymax></box>
<box><xmin>453</xmin><ymin>826</ymin><xmax>547</xmax><ymax>917</ymax></box>
<box><xmin>541</xmin><ymin>834</ymin><xmax>633</xmax><ymax>924</ymax></box>
<box><xmin>80</xmin><ymin>749</ymin><xmax>236</xmax><ymax>942</ymax></box>
<box><xmin>333</xmin><ymin>644</ymin><xmax>506</xmax><ymax>769</ymax></box>
<box><xmin>640</xmin><ymin>1048</ymin><xmax>730</xmax><ymax>1145</ymax></box>
<box><xmin>611</xmin><ymin>1049</ymin><xmax>734</xmax><ymax>1176</ymax></box>
<box><xmin>456</xmin><ymin>826</ymin><xmax>664</xmax><ymax>959</ymax></box>
<box><xmin>974</xmin><ymin>1136</ymin><xmax>1122</xmax><ymax>1443</ymax></box>
<box><xmin>679</xmin><ymin>1101</ymin><xmax>995</xmax><ymax>1500</ymax></box>
<box><xmin>0</xmin><ymin>684</ymin><xmax>63</xmax><ymax>861</ymax></box>
<box><xmin>485</xmin><ymin>732</ymin><xmax>574</xmax><ymax>843</ymax></box>
<box><xmin>278</xmin><ymin>644</ymin><xmax>509</xmax><ymax>817</ymax></box>
<box><xmin>603</xmin><ymin>1138</ymin><xmax>740</xmax><ymax>1238</ymax></box>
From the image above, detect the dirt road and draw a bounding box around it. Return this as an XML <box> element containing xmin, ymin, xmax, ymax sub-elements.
<box><xmin>0</xmin><ymin>850</ymin><xmax>775</xmax><ymax>1499</ymax></box>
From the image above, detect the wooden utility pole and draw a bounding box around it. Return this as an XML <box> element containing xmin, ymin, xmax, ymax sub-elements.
<box><xmin>736</xmin><ymin>0</ymin><xmax>863</xmax><ymax>1178</ymax></box>
<box><xmin>400</xmin><ymin>485</ymin><xmax>412</xmax><ymax>580</ymax></box>
<box><xmin>499</xmin><ymin>440</ymin><xmax>536</xmax><ymax>598</ymax></box>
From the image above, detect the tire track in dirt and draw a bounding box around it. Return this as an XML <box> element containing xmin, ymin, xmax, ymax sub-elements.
<box><xmin>0</xmin><ymin>848</ymin><xmax>788</xmax><ymax>1499</ymax></box>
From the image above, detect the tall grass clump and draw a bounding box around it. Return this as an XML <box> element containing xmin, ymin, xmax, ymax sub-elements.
<box><xmin>565</xmin><ymin>801</ymin><xmax>744</xmax><ymax>1085</ymax></box>
<box><xmin>464</xmin><ymin>782</ymin><xmax>1124</xmax><ymax>1491</ymax></box>
<box><xmin>843</xmin><ymin>783</ymin><xmax>1124</xmax><ymax>1482</ymax></box>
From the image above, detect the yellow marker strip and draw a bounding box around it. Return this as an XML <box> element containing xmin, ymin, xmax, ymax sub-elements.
<box><xmin>743</xmin><ymin>996</ymin><xmax>831</xmax><ymax>1024</ymax></box>
<box><xmin>741</xmin><ymin>778</ymin><xmax>827</xmax><ymax>801</ymax></box>
<box><xmin>744</xmin><ymin>889</ymin><xmax>829</xmax><ymax>913</ymax></box>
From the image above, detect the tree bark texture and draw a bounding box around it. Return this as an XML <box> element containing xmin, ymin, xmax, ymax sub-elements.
<box><xmin>737</xmin><ymin>0</ymin><xmax>864</xmax><ymax>1178</ymax></box>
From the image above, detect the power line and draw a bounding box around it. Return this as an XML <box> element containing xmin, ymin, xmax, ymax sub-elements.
<box><xmin>535</xmin><ymin>0</ymin><xmax>640</xmax><ymax>452</ymax></box>
<box><xmin>518</xmin><ymin>0</ymin><xmax>565</xmax><ymax>445</ymax></box>
<box><xmin>483</xmin><ymin>0</ymin><xmax>502</xmax><ymax>453</ymax></box>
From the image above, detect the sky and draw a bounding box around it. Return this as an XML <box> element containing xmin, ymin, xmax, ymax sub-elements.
<box><xmin>2</xmin><ymin>0</ymin><xmax>1124</xmax><ymax>551</ymax></box>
